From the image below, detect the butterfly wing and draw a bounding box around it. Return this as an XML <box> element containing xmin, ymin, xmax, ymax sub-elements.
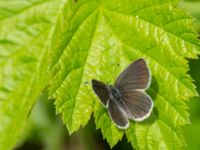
<box><xmin>91</xmin><ymin>79</ymin><xmax>109</xmax><ymax>106</ymax></box>
<box><xmin>108</xmin><ymin>99</ymin><xmax>129</xmax><ymax>129</ymax></box>
<box><xmin>114</xmin><ymin>58</ymin><xmax>150</xmax><ymax>90</ymax></box>
<box><xmin>120</xmin><ymin>89</ymin><xmax>153</xmax><ymax>121</ymax></box>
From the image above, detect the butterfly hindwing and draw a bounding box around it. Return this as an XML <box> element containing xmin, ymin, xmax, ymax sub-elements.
<box><xmin>108</xmin><ymin>99</ymin><xmax>129</xmax><ymax>129</ymax></box>
<box><xmin>121</xmin><ymin>89</ymin><xmax>153</xmax><ymax>121</ymax></box>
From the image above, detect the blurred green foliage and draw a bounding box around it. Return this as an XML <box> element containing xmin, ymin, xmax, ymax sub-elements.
<box><xmin>16</xmin><ymin>91</ymin><xmax>67</xmax><ymax>150</ymax></box>
<box><xmin>181</xmin><ymin>0</ymin><xmax>200</xmax><ymax>33</ymax></box>
<box><xmin>183</xmin><ymin>57</ymin><xmax>200</xmax><ymax>150</ymax></box>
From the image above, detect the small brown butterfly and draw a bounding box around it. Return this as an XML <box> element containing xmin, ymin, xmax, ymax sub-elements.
<box><xmin>92</xmin><ymin>58</ymin><xmax>153</xmax><ymax>129</ymax></box>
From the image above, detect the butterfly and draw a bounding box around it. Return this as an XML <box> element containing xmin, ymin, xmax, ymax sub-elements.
<box><xmin>91</xmin><ymin>58</ymin><xmax>153</xmax><ymax>129</ymax></box>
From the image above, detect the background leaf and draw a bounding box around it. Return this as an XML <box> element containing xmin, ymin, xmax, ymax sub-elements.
<box><xmin>49</xmin><ymin>0</ymin><xmax>200</xmax><ymax>149</ymax></box>
<box><xmin>0</xmin><ymin>0</ymin><xmax>62</xmax><ymax>149</ymax></box>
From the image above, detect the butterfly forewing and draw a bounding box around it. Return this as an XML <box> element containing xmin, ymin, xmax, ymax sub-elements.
<box><xmin>108</xmin><ymin>99</ymin><xmax>129</xmax><ymax>129</ymax></box>
<box><xmin>91</xmin><ymin>79</ymin><xmax>109</xmax><ymax>106</ymax></box>
<box><xmin>114</xmin><ymin>58</ymin><xmax>150</xmax><ymax>90</ymax></box>
<box><xmin>121</xmin><ymin>89</ymin><xmax>153</xmax><ymax>121</ymax></box>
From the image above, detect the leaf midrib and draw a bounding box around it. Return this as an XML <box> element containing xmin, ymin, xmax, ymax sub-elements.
<box><xmin>49</xmin><ymin>4</ymin><xmax>98</xmax><ymax>71</ymax></box>
<box><xmin>67</xmin><ymin>10</ymin><xmax>100</xmax><ymax>130</ymax></box>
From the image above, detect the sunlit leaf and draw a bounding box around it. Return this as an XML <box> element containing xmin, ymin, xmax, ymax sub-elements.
<box><xmin>0</xmin><ymin>0</ymin><xmax>199</xmax><ymax>149</ymax></box>
<box><xmin>49</xmin><ymin>0</ymin><xmax>200</xmax><ymax>149</ymax></box>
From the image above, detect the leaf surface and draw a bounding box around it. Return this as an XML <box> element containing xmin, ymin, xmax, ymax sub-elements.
<box><xmin>0</xmin><ymin>0</ymin><xmax>63</xmax><ymax>149</ymax></box>
<box><xmin>3</xmin><ymin>0</ymin><xmax>200</xmax><ymax>149</ymax></box>
<box><xmin>43</xmin><ymin>0</ymin><xmax>200</xmax><ymax>149</ymax></box>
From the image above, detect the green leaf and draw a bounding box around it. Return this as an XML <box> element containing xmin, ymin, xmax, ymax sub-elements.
<box><xmin>126</xmin><ymin>119</ymin><xmax>186</xmax><ymax>150</ymax></box>
<box><xmin>49</xmin><ymin>0</ymin><xmax>200</xmax><ymax>149</ymax></box>
<box><xmin>0</xmin><ymin>0</ymin><xmax>62</xmax><ymax>149</ymax></box>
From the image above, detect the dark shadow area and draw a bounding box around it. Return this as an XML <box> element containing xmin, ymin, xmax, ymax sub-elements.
<box><xmin>112</xmin><ymin>135</ymin><xmax>133</xmax><ymax>150</ymax></box>
<box><xmin>183</xmin><ymin>55</ymin><xmax>200</xmax><ymax>150</ymax></box>
<box><xmin>15</xmin><ymin>142</ymin><xmax>43</xmax><ymax>150</ymax></box>
<box><xmin>188</xmin><ymin>55</ymin><xmax>200</xmax><ymax>94</ymax></box>
<box><xmin>147</xmin><ymin>75</ymin><xmax>159</xmax><ymax>102</ymax></box>
<box><xmin>78</xmin><ymin>115</ymin><xmax>133</xmax><ymax>150</ymax></box>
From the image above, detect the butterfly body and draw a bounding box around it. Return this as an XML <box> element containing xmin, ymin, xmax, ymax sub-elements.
<box><xmin>108</xmin><ymin>85</ymin><xmax>121</xmax><ymax>102</ymax></box>
<box><xmin>92</xmin><ymin>58</ymin><xmax>153</xmax><ymax>129</ymax></box>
